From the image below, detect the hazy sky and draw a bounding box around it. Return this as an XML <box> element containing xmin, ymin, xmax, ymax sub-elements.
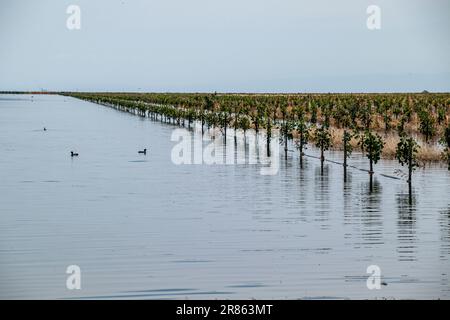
<box><xmin>0</xmin><ymin>0</ymin><xmax>449</xmax><ymax>92</ymax></box>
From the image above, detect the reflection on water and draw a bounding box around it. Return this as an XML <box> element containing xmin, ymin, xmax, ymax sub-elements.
<box><xmin>314</xmin><ymin>165</ymin><xmax>330</xmax><ymax>230</ymax></box>
<box><xmin>360</xmin><ymin>178</ymin><xmax>384</xmax><ymax>246</ymax></box>
<box><xmin>440</xmin><ymin>207</ymin><xmax>450</xmax><ymax>257</ymax></box>
<box><xmin>397</xmin><ymin>193</ymin><xmax>417</xmax><ymax>262</ymax></box>
<box><xmin>0</xmin><ymin>94</ymin><xmax>449</xmax><ymax>299</ymax></box>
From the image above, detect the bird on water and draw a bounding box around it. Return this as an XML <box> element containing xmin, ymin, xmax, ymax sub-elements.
<box><xmin>138</xmin><ymin>148</ymin><xmax>147</xmax><ymax>155</ymax></box>
<box><xmin>71</xmin><ymin>151</ymin><xmax>79</xmax><ymax>157</ymax></box>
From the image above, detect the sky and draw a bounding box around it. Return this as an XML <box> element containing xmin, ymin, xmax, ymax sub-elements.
<box><xmin>0</xmin><ymin>0</ymin><xmax>449</xmax><ymax>92</ymax></box>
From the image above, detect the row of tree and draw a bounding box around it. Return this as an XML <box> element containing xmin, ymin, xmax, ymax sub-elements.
<box><xmin>67</xmin><ymin>92</ymin><xmax>450</xmax><ymax>200</ymax></box>
<box><xmin>67</xmin><ymin>92</ymin><xmax>448</xmax><ymax>140</ymax></box>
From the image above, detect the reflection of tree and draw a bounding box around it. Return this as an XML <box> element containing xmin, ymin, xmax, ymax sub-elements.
<box><xmin>298</xmin><ymin>158</ymin><xmax>309</xmax><ymax>190</ymax></box>
<box><xmin>343</xmin><ymin>173</ymin><xmax>353</xmax><ymax>225</ymax></box>
<box><xmin>396</xmin><ymin>193</ymin><xmax>417</xmax><ymax>262</ymax></box>
<box><xmin>314</xmin><ymin>165</ymin><xmax>330</xmax><ymax>229</ymax></box>
<box><xmin>439</xmin><ymin>206</ymin><xmax>450</xmax><ymax>257</ymax></box>
<box><xmin>360</xmin><ymin>178</ymin><xmax>383</xmax><ymax>245</ymax></box>
<box><xmin>293</xmin><ymin>158</ymin><xmax>310</xmax><ymax>223</ymax></box>
<box><xmin>362</xmin><ymin>178</ymin><xmax>382</xmax><ymax>211</ymax></box>
<box><xmin>314</xmin><ymin>165</ymin><xmax>330</xmax><ymax>198</ymax></box>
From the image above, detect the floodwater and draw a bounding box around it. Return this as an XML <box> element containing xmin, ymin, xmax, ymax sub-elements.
<box><xmin>0</xmin><ymin>94</ymin><xmax>449</xmax><ymax>300</ymax></box>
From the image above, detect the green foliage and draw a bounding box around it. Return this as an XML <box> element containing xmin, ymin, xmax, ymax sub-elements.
<box><xmin>397</xmin><ymin>116</ymin><xmax>407</xmax><ymax>137</ymax></box>
<box><xmin>402</xmin><ymin>102</ymin><xmax>412</xmax><ymax>121</ymax></box>
<box><xmin>205</xmin><ymin>112</ymin><xmax>218</xmax><ymax>128</ymax></box>
<box><xmin>343</xmin><ymin>130</ymin><xmax>354</xmax><ymax>157</ymax></box>
<box><xmin>296</xmin><ymin>121</ymin><xmax>310</xmax><ymax>146</ymax></box>
<box><xmin>396</xmin><ymin>136</ymin><xmax>420</xmax><ymax>170</ymax></box>
<box><xmin>442</xmin><ymin>151</ymin><xmax>450</xmax><ymax>171</ymax></box>
<box><xmin>294</xmin><ymin>105</ymin><xmax>310</xmax><ymax>154</ymax></box>
<box><xmin>238</xmin><ymin>116</ymin><xmax>251</xmax><ymax>133</ymax></box>
<box><xmin>264</xmin><ymin>106</ymin><xmax>273</xmax><ymax>140</ymax></box>
<box><xmin>441</xmin><ymin>125</ymin><xmax>450</xmax><ymax>170</ymax></box>
<box><xmin>418</xmin><ymin>109</ymin><xmax>436</xmax><ymax>142</ymax></box>
<box><xmin>313</xmin><ymin>125</ymin><xmax>331</xmax><ymax>152</ymax></box>
<box><xmin>186</xmin><ymin>109</ymin><xmax>196</xmax><ymax>124</ymax></box>
<box><xmin>204</xmin><ymin>95</ymin><xmax>214</xmax><ymax>111</ymax></box>
<box><xmin>250</xmin><ymin>103</ymin><xmax>264</xmax><ymax>132</ymax></box>
<box><xmin>442</xmin><ymin>125</ymin><xmax>450</xmax><ymax>149</ymax></box>
<box><xmin>321</xmin><ymin>104</ymin><xmax>332</xmax><ymax>128</ymax></box>
<box><xmin>310</xmin><ymin>101</ymin><xmax>317</xmax><ymax>124</ymax></box>
<box><xmin>437</xmin><ymin>106</ymin><xmax>446</xmax><ymax>124</ymax></box>
<box><xmin>279</xmin><ymin>119</ymin><xmax>295</xmax><ymax>145</ymax></box>
<box><xmin>218</xmin><ymin>110</ymin><xmax>231</xmax><ymax>133</ymax></box>
<box><xmin>359</xmin><ymin>130</ymin><xmax>384</xmax><ymax>165</ymax></box>
<box><xmin>359</xmin><ymin>102</ymin><xmax>372</xmax><ymax>130</ymax></box>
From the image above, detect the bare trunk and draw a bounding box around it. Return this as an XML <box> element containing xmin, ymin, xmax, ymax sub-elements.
<box><xmin>408</xmin><ymin>151</ymin><xmax>413</xmax><ymax>204</ymax></box>
<box><xmin>343</xmin><ymin>133</ymin><xmax>348</xmax><ymax>181</ymax></box>
<box><xmin>320</xmin><ymin>144</ymin><xmax>324</xmax><ymax>174</ymax></box>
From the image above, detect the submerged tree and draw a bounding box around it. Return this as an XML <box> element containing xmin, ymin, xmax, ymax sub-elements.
<box><xmin>239</xmin><ymin>116</ymin><xmax>251</xmax><ymax>141</ymax></box>
<box><xmin>342</xmin><ymin>130</ymin><xmax>354</xmax><ymax>180</ymax></box>
<box><xmin>233</xmin><ymin>102</ymin><xmax>242</xmax><ymax>144</ymax></box>
<box><xmin>250</xmin><ymin>102</ymin><xmax>264</xmax><ymax>134</ymax></box>
<box><xmin>313</xmin><ymin>125</ymin><xmax>332</xmax><ymax>173</ymax></box>
<box><xmin>263</xmin><ymin>106</ymin><xmax>274</xmax><ymax>157</ymax></box>
<box><xmin>219</xmin><ymin>104</ymin><xmax>232</xmax><ymax>142</ymax></box>
<box><xmin>359</xmin><ymin>130</ymin><xmax>384</xmax><ymax>191</ymax></box>
<box><xmin>295</xmin><ymin>106</ymin><xmax>310</xmax><ymax>167</ymax></box>
<box><xmin>441</xmin><ymin>125</ymin><xmax>450</xmax><ymax>170</ymax></box>
<box><xmin>279</xmin><ymin>101</ymin><xmax>291</xmax><ymax>160</ymax></box>
<box><xmin>418</xmin><ymin>110</ymin><xmax>436</xmax><ymax>142</ymax></box>
<box><xmin>186</xmin><ymin>108</ymin><xmax>196</xmax><ymax>129</ymax></box>
<box><xmin>200</xmin><ymin>95</ymin><xmax>214</xmax><ymax>134</ymax></box>
<box><xmin>396</xmin><ymin>136</ymin><xmax>420</xmax><ymax>203</ymax></box>
<box><xmin>340</xmin><ymin>108</ymin><xmax>354</xmax><ymax>180</ymax></box>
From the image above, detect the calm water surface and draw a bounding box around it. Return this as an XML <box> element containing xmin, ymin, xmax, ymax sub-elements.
<box><xmin>0</xmin><ymin>94</ymin><xmax>449</xmax><ymax>299</ymax></box>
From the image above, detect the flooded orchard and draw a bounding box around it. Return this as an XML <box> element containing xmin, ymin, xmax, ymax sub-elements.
<box><xmin>0</xmin><ymin>94</ymin><xmax>449</xmax><ymax>299</ymax></box>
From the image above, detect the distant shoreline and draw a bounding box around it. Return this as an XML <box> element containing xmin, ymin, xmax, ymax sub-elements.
<box><xmin>2</xmin><ymin>91</ymin><xmax>450</xmax><ymax>95</ymax></box>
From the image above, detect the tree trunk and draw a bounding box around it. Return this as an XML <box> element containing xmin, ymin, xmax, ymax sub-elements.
<box><xmin>282</xmin><ymin>114</ymin><xmax>287</xmax><ymax>161</ymax></box>
<box><xmin>343</xmin><ymin>132</ymin><xmax>348</xmax><ymax>180</ymax></box>
<box><xmin>343</xmin><ymin>145</ymin><xmax>347</xmax><ymax>182</ymax></box>
<box><xmin>320</xmin><ymin>144</ymin><xmax>324</xmax><ymax>174</ymax></box>
<box><xmin>224</xmin><ymin>124</ymin><xmax>227</xmax><ymax>144</ymax></box>
<box><xmin>299</xmin><ymin>133</ymin><xmax>304</xmax><ymax>168</ymax></box>
<box><xmin>201</xmin><ymin>117</ymin><xmax>205</xmax><ymax>135</ymax></box>
<box><xmin>408</xmin><ymin>151</ymin><xmax>413</xmax><ymax>205</ymax></box>
<box><xmin>284</xmin><ymin>128</ymin><xmax>288</xmax><ymax>161</ymax></box>
<box><xmin>266</xmin><ymin>119</ymin><xmax>271</xmax><ymax>157</ymax></box>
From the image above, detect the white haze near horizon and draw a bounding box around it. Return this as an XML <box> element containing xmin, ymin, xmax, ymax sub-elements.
<box><xmin>0</xmin><ymin>0</ymin><xmax>449</xmax><ymax>92</ymax></box>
